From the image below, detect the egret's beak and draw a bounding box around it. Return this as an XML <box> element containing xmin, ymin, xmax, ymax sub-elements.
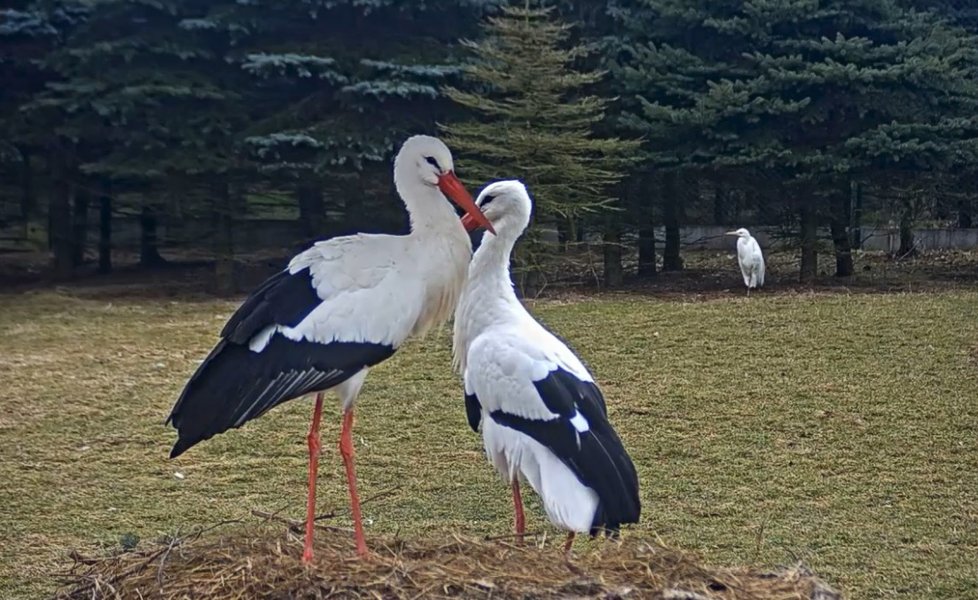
<box><xmin>438</xmin><ymin>172</ymin><xmax>495</xmax><ymax>235</ymax></box>
<box><xmin>725</xmin><ymin>231</ymin><xmax>738</xmax><ymax>236</ymax></box>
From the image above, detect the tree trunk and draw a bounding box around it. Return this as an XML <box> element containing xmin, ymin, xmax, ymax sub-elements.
<box><xmin>633</xmin><ymin>173</ymin><xmax>656</xmax><ymax>278</ymax></box>
<box><xmin>637</xmin><ymin>226</ymin><xmax>657</xmax><ymax>278</ymax></box>
<box><xmin>344</xmin><ymin>182</ymin><xmax>364</xmax><ymax>232</ymax></box>
<box><xmin>214</xmin><ymin>181</ymin><xmax>237</xmax><ymax>293</ymax></box>
<box><xmin>799</xmin><ymin>202</ymin><xmax>817</xmax><ymax>283</ymax></box>
<box><xmin>958</xmin><ymin>196</ymin><xmax>972</xmax><ymax>228</ymax></box>
<box><xmin>514</xmin><ymin>246</ymin><xmax>542</xmax><ymax>299</ymax></box>
<box><xmin>662</xmin><ymin>171</ymin><xmax>682</xmax><ymax>271</ymax></box>
<box><xmin>139</xmin><ymin>205</ymin><xmax>165</xmax><ymax>267</ymax></box>
<box><xmin>602</xmin><ymin>219</ymin><xmax>623</xmax><ymax>288</ymax></box>
<box><xmin>98</xmin><ymin>187</ymin><xmax>112</xmax><ymax>274</ymax></box>
<box><xmin>50</xmin><ymin>156</ymin><xmax>74</xmax><ymax>277</ymax></box>
<box><xmin>829</xmin><ymin>187</ymin><xmax>853</xmax><ymax>277</ymax></box>
<box><xmin>72</xmin><ymin>188</ymin><xmax>90</xmax><ymax>266</ymax></box>
<box><xmin>557</xmin><ymin>219</ymin><xmax>570</xmax><ymax>251</ymax></box>
<box><xmin>296</xmin><ymin>182</ymin><xmax>326</xmax><ymax>239</ymax></box>
<box><xmin>555</xmin><ymin>218</ymin><xmax>578</xmax><ymax>252</ymax></box>
<box><xmin>898</xmin><ymin>202</ymin><xmax>916</xmax><ymax>257</ymax></box>
<box><xmin>20</xmin><ymin>148</ymin><xmax>34</xmax><ymax>236</ymax></box>
<box><xmin>713</xmin><ymin>180</ymin><xmax>725</xmax><ymax>226</ymax></box>
<box><xmin>851</xmin><ymin>181</ymin><xmax>863</xmax><ymax>249</ymax></box>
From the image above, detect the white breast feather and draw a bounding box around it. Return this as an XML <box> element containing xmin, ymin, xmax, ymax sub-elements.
<box><xmin>238</xmin><ymin>235</ymin><xmax>420</xmax><ymax>349</ymax></box>
<box><xmin>242</xmin><ymin>229</ymin><xmax>470</xmax><ymax>353</ymax></box>
<box><xmin>411</xmin><ymin>233</ymin><xmax>470</xmax><ymax>340</ymax></box>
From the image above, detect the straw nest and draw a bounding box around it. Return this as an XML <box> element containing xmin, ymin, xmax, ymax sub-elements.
<box><xmin>54</xmin><ymin>518</ymin><xmax>841</xmax><ymax>600</ymax></box>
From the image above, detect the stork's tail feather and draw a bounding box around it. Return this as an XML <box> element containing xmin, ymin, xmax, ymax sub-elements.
<box><xmin>170</xmin><ymin>437</ymin><xmax>193</xmax><ymax>459</ymax></box>
<box><xmin>581</xmin><ymin>424</ymin><xmax>641</xmax><ymax>535</ymax></box>
<box><xmin>167</xmin><ymin>339</ymin><xmax>270</xmax><ymax>458</ymax></box>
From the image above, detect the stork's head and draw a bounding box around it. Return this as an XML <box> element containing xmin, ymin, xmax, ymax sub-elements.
<box><xmin>462</xmin><ymin>180</ymin><xmax>532</xmax><ymax>238</ymax></box>
<box><xmin>725</xmin><ymin>227</ymin><xmax>751</xmax><ymax>238</ymax></box>
<box><xmin>396</xmin><ymin>135</ymin><xmax>494</xmax><ymax>234</ymax></box>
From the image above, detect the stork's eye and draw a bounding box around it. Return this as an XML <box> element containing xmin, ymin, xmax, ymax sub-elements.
<box><xmin>480</xmin><ymin>194</ymin><xmax>497</xmax><ymax>207</ymax></box>
<box><xmin>424</xmin><ymin>156</ymin><xmax>441</xmax><ymax>170</ymax></box>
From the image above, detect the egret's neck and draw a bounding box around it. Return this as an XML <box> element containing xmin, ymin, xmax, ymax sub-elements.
<box><xmin>453</xmin><ymin>228</ymin><xmax>524</xmax><ymax>372</ymax></box>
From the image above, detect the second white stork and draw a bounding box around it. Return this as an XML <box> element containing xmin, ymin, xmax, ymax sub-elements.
<box><xmin>166</xmin><ymin>135</ymin><xmax>493</xmax><ymax>562</ymax></box>
<box><xmin>726</xmin><ymin>227</ymin><xmax>765</xmax><ymax>294</ymax></box>
<box><xmin>453</xmin><ymin>180</ymin><xmax>641</xmax><ymax>554</ymax></box>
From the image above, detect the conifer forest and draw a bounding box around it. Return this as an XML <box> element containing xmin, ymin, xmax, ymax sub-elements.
<box><xmin>6</xmin><ymin>4</ymin><xmax>978</xmax><ymax>599</ymax></box>
<box><xmin>3</xmin><ymin>0</ymin><xmax>978</xmax><ymax>288</ymax></box>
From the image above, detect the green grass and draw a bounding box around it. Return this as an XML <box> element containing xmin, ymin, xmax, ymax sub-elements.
<box><xmin>1</xmin><ymin>290</ymin><xmax>977</xmax><ymax>599</ymax></box>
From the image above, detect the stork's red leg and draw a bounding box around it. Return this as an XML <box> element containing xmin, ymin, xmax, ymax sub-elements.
<box><xmin>340</xmin><ymin>408</ymin><xmax>369</xmax><ymax>557</ymax></box>
<box><xmin>512</xmin><ymin>478</ymin><xmax>526</xmax><ymax>540</ymax></box>
<box><xmin>563</xmin><ymin>531</ymin><xmax>576</xmax><ymax>556</ymax></box>
<box><xmin>302</xmin><ymin>393</ymin><xmax>325</xmax><ymax>564</ymax></box>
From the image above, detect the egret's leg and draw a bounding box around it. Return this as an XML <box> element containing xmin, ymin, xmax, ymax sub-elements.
<box><xmin>563</xmin><ymin>532</ymin><xmax>576</xmax><ymax>556</ymax></box>
<box><xmin>512</xmin><ymin>478</ymin><xmax>526</xmax><ymax>540</ymax></box>
<box><xmin>340</xmin><ymin>408</ymin><xmax>369</xmax><ymax>557</ymax></box>
<box><xmin>302</xmin><ymin>393</ymin><xmax>325</xmax><ymax>564</ymax></box>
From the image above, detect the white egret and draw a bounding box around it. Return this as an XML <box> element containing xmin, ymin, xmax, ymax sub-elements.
<box><xmin>725</xmin><ymin>227</ymin><xmax>765</xmax><ymax>295</ymax></box>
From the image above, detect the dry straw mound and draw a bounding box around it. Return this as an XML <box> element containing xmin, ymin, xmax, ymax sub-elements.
<box><xmin>54</xmin><ymin>521</ymin><xmax>840</xmax><ymax>600</ymax></box>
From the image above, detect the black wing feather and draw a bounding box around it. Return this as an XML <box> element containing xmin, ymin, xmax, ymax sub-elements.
<box><xmin>167</xmin><ymin>267</ymin><xmax>394</xmax><ymax>458</ymax></box>
<box><xmin>221</xmin><ymin>268</ymin><xmax>322</xmax><ymax>343</ymax></box>
<box><xmin>490</xmin><ymin>368</ymin><xmax>640</xmax><ymax>534</ymax></box>
<box><xmin>464</xmin><ymin>392</ymin><xmax>482</xmax><ymax>432</ymax></box>
<box><xmin>532</xmin><ymin>368</ymin><xmax>607</xmax><ymax>417</ymax></box>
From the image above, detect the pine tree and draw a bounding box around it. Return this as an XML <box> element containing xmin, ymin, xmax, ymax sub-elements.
<box><xmin>233</xmin><ymin>0</ymin><xmax>499</xmax><ymax>236</ymax></box>
<box><xmin>7</xmin><ymin>0</ymin><xmax>502</xmax><ymax>283</ymax></box>
<box><xmin>22</xmin><ymin>0</ymin><xmax>252</xmax><ymax>280</ymax></box>
<box><xmin>606</xmin><ymin>0</ymin><xmax>978</xmax><ymax>282</ymax></box>
<box><xmin>0</xmin><ymin>1</ymin><xmax>88</xmax><ymax>265</ymax></box>
<box><xmin>441</xmin><ymin>2</ymin><xmax>639</xmax><ymax>289</ymax></box>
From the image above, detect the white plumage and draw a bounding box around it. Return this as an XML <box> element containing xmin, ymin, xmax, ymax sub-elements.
<box><xmin>454</xmin><ymin>180</ymin><xmax>640</xmax><ymax>550</ymax></box>
<box><xmin>726</xmin><ymin>227</ymin><xmax>765</xmax><ymax>292</ymax></box>
<box><xmin>250</xmin><ymin>230</ymin><xmax>470</xmax><ymax>356</ymax></box>
<box><xmin>481</xmin><ymin>418</ymin><xmax>601</xmax><ymax>532</ymax></box>
<box><xmin>465</xmin><ymin>330</ymin><xmax>603</xmax><ymax>533</ymax></box>
<box><xmin>168</xmin><ymin>135</ymin><xmax>494</xmax><ymax>561</ymax></box>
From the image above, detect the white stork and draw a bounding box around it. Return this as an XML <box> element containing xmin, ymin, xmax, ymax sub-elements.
<box><xmin>166</xmin><ymin>135</ymin><xmax>493</xmax><ymax>562</ymax></box>
<box><xmin>453</xmin><ymin>180</ymin><xmax>640</xmax><ymax>554</ymax></box>
<box><xmin>726</xmin><ymin>227</ymin><xmax>765</xmax><ymax>294</ymax></box>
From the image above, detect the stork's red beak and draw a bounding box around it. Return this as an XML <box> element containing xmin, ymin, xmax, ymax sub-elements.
<box><xmin>438</xmin><ymin>171</ymin><xmax>495</xmax><ymax>235</ymax></box>
<box><xmin>460</xmin><ymin>213</ymin><xmax>479</xmax><ymax>233</ymax></box>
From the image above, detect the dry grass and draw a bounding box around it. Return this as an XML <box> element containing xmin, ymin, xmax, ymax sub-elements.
<box><xmin>53</xmin><ymin>521</ymin><xmax>837</xmax><ymax>599</ymax></box>
<box><xmin>1</xmin><ymin>288</ymin><xmax>977</xmax><ymax>598</ymax></box>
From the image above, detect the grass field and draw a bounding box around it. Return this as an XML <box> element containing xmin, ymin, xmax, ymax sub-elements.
<box><xmin>1</xmin><ymin>288</ymin><xmax>977</xmax><ymax>599</ymax></box>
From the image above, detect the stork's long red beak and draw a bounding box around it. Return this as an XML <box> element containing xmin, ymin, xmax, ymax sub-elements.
<box><xmin>438</xmin><ymin>172</ymin><xmax>495</xmax><ymax>235</ymax></box>
<box><xmin>460</xmin><ymin>213</ymin><xmax>479</xmax><ymax>233</ymax></box>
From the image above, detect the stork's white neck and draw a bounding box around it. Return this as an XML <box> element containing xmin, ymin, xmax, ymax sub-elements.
<box><xmin>394</xmin><ymin>160</ymin><xmax>461</xmax><ymax>236</ymax></box>
<box><xmin>391</xmin><ymin>161</ymin><xmax>472</xmax><ymax>341</ymax></box>
<box><xmin>453</xmin><ymin>227</ymin><xmax>524</xmax><ymax>372</ymax></box>
<box><xmin>468</xmin><ymin>227</ymin><xmax>522</xmax><ymax>296</ymax></box>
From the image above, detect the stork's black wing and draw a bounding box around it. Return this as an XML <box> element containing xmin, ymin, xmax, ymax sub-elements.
<box><xmin>488</xmin><ymin>367</ymin><xmax>640</xmax><ymax>534</ymax></box>
<box><xmin>166</xmin><ymin>267</ymin><xmax>394</xmax><ymax>458</ymax></box>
